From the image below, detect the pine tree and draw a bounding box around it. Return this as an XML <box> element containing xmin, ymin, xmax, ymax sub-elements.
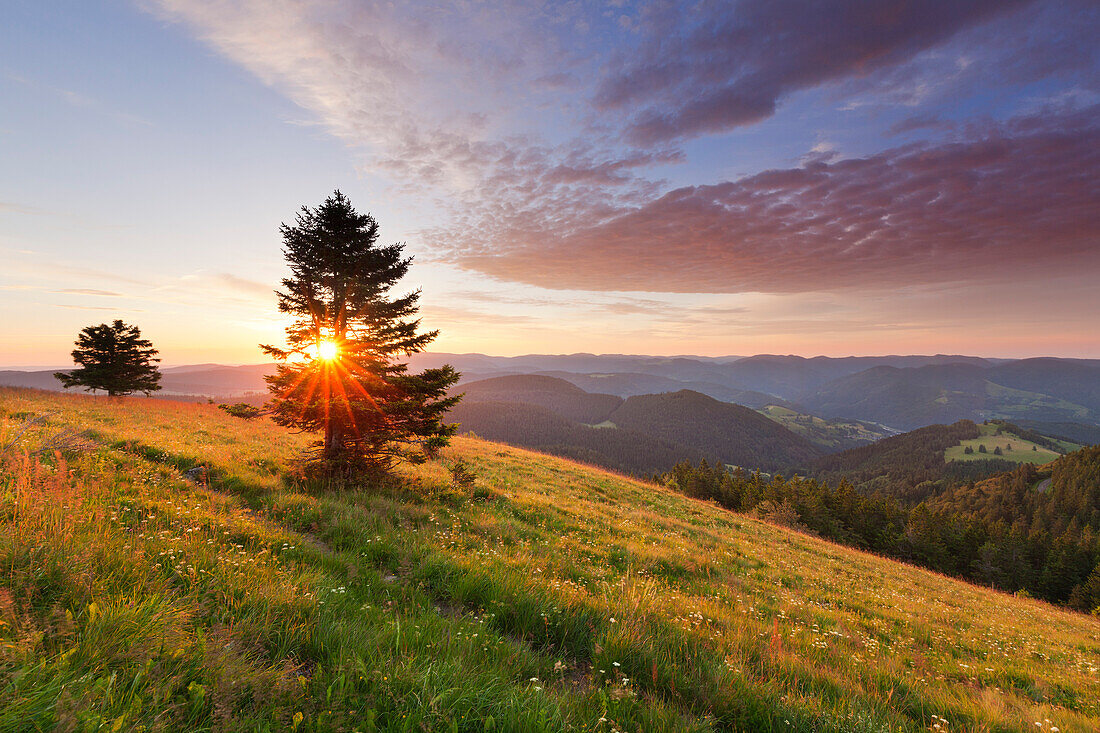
<box><xmin>54</xmin><ymin>320</ymin><xmax>162</xmax><ymax>396</ymax></box>
<box><xmin>261</xmin><ymin>191</ymin><xmax>460</xmax><ymax>474</ymax></box>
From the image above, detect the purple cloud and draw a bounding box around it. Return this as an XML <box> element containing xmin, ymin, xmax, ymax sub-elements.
<box><xmin>147</xmin><ymin>0</ymin><xmax>1099</xmax><ymax>299</ymax></box>
<box><xmin>597</xmin><ymin>0</ymin><xmax>1034</xmax><ymax>144</ymax></box>
<box><xmin>448</xmin><ymin>109</ymin><xmax>1100</xmax><ymax>293</ymax></box>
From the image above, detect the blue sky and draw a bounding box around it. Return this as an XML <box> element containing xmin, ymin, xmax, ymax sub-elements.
<box><xmin>2</xmin><ymin>0</ymin><xmax>1098</xmax><ymax>366</ymax></box>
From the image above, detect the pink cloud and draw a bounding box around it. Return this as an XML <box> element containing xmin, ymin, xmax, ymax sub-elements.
<box><xmin>446</xmin><ymin>110</ymin><xmax>1100</xmax><ymax>293</ymax></box>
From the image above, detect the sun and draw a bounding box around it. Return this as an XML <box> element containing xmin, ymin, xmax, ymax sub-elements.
<box><xmin>317</xmin><ymin>339</ymin><xmax>339</xmax><ymax>361</ymax></box>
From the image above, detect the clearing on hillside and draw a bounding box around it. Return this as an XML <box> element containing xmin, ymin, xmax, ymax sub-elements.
<box><xmin>759</xmin><ymin>405</ymin><xmax>897</xmax><ymax>451</ymax></box>
<box><xmin>1</xmin><ymin>387</ymin><xmax>1098</xmax><ymax>732</ymax></box>
<box><xmin>945</xmin><ymin>421</ymin><xmax>1081</xmax><ymax>464</ymax></box>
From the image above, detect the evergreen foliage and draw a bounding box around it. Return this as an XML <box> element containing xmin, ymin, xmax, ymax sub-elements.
<box><xmin>53</xmin><ymin>320</ymin><xmax>161</xmax><ymax>397</ymax></box>
<box><xmin>260</xmin><ymin>191</ymin><xmax>460</xmax><ymax>473</ymax></box>
<box><xmin>659</xmin><ymin>445</ymin><xmax>1100</xmax><ymax>611</ymax></box>
<box><xmin>811</xmin><ymin>420</ymin><xmax>980</xmax><ymax>500</ymax></box>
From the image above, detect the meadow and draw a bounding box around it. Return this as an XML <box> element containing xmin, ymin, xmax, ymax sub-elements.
<box><xmin>1</xmin><ymin>387</ymin><xmax>1098</xmax><ymax>732</ymax></box>
<box><xmin>944</xmin><ymin>423</ymin><xmax>1075</xmax><ymax>465</ymax></box>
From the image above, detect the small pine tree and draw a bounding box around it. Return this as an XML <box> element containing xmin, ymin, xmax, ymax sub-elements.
<box><xmin>994</xmin><ymin>446</ymin><xmax>1003</xmax><ymax>456</ymax></box>
<box><xmin>978</xmin><ymin>444</ymin><xmax>987</xmax><ymax>453</ymax></box>
<box><xmin>1033</xmin><ymin>445</ymin><xmax>1038</xmax><ymax>451</ymax></box>
<box><xmin>54</xmin><ymin>320</ymin><xmax>162</xmax><ymax>396</ymax></box>
<box><xmin>964</xmin><ymin>446</ymin><xmax>974</xmax><ymax>454</ymax></box>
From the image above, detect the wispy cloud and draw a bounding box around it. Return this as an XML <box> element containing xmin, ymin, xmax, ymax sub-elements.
<box><xmin>0</xmin><ymin>201</ymin><xmax>49</xmax><ymax>215</ymax></box>
<box><xmin>56</xmin><ymin>304</ymin><xmax>144</xmax><ymax>311</ymax></box>
<box><xmin>596</xmin><ymin>0</ymin><xmax>1030</xmax><ymax>144</ymax></box>
<box><xmin>143</xmin><ymin>0</ymin><xmax>1099</xmax><ymax>300</ymax></box>
<box><xmin>4</xmin><ymin>71</ymin><xmax>153</xmax><ymax>128</ymax></box>
<box><xmin>52</xmin><ymin>288</ymin><xmax>123</xmax><ymax>297</ymax></box>
<box><xmin>449</xmin><ymin>108</ymin><xmax>1100</xmax><ymax>292</ymax></box>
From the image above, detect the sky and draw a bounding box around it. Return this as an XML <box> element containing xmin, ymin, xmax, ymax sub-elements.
<box><xmin>1</xmin><ymin>0</ymin><xmax>1098</xmax><ymax>366</ymax></box>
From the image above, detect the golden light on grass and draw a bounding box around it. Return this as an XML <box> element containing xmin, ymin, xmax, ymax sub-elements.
<box><xmin>317</xmin><ymin>339</ymin><xmax>339</xmax><ymax>361</ymax></box>
<box><xmin>3</xmin><ymin>386</ymin><xmax>1099</xmax><ymax>732</ymax></box>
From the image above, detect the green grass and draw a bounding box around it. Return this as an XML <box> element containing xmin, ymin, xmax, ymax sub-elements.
<box><xmin>2</xmin><ymin>387</ymin><xmax>1099</xmax><ymax>731</ymax></box>
<box><xmin>945</xmin><ymin>423</ymin><xmax>1079</xmax><ymax>465</ymax></box>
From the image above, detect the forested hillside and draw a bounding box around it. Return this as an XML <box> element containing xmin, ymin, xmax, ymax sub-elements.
<box><xmin>661</xmin><ymin>444</ymin><xmax>1100</xmax><ymax>611</ymax></box>
<box><xmin>447</xmin><ymin>384</ymin><xmax>821</xmax><ymax>475</ymax></box>
<box><xmin>455</xmin><ymin>375</ymin><xmax>622</xmax><ymax>424</ymax></box>
<box><xmin>758</xmin><ymin>405</ymin><xmax>895</xmax><ymax>451</ymax></box>
<box><xmin>810</xmin><ymin>420</ymin><xmax>989</xmax><ymax>497</ymax></box>
<box><xmin>801</xmin><ymin>361</ymin><xmax>1100</xmax><ymax>430</ymax></box>
<box><xmin>445</xmin><ymin>400</ymin><xmax>707</xmax><ymax>475</ymax></box>
<box><xmin>607</xmin><ymin>390</ymin><xmax>822</xmax><ymax>471</ymax></box>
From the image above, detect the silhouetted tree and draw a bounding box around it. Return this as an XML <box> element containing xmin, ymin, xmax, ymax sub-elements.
<box><xmin>261</xmin><ymin>191</ymin><xmax>460</xmax><ymax>474</ymax></box>
<box><xmin>54</xmin><ymin>320</ymin><xmax>161</xmax><ymax>396</ymax></box>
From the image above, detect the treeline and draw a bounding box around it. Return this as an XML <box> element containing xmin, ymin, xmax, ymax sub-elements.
<box><xmin>992</xmin><ymin>419</ymin><xmax>1067</xmax><ymax>452</ymax></box>
<box><xmin>658</xmin><ymin>447</ymin><xmax>1100</xmax><ymax>613</ymax></box>
<box><xmin>809</xmin><ymin>420</ymin><xmax>980</xmax><ymax>495</ymax></box>
<box><xmin>808</xmin><ymin>419</ymin><xmax>1064</xmax><ymax>502</ymax></box>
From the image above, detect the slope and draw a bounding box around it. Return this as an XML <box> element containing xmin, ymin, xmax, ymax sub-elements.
<box><xmin>2</xmin><ymin>388</ymin><xmax>1099</xmax><ymax>731</ymax></box>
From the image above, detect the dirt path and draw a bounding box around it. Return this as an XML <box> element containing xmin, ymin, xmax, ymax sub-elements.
<box><xmin>1036</xmin><ymin>478</ymin><xmax>1052</xmax><ymax>493</ymax></box>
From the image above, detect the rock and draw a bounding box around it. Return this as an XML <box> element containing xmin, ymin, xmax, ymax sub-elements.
<box><xmin>183</xmin><ymin>466</ymin><xmax>208</xmax><ymax>482</ymax></box>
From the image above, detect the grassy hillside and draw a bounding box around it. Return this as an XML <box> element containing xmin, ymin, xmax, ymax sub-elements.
<box><xmin>944</xmin><ymin>422</ymin><xmax>1079</xmax><ymax>465</ymax></box>
<box><xmin>2</xmin><ymin>388</ymin><xmax>1099</xmax><ymax>731</ymax></box>
<box><xmin>809</xmin><ymin>421</ymin><xmax>988</xmax><ymax>494</ymax></box>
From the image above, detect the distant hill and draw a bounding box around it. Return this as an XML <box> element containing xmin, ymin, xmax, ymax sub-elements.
<box><xmin>1014</xmin><ymin>420</ymin><xmax>1100</xmax><ymax>447</ymax></box>
<box><xmin>0</xmin><ymin>364</ymin><xmax>275</xmax><ymax>397</ymax></box>
<box><xmin>758</xmin><ymin>405</ymin><xmax>897</xmax><ymax>452</ymax></box>
<box><xmin>444</xmin><ymin>400</ymin><xmax>705</xmax><ymax>475</ymax></box>
<box><xmin>809</xmin><ymin>419</ymin><xmax>1076</xmax><ymax>501</ymax></box>
<box><xmin>447</xmin><ymin>382</ymin><xmax>819</xmax><ymax>474</ymax></box>
<box><xmin>987</xmin><ymin>358</ymin><xmax>1100</xmax><ymax>413</ymax></box>
<box><xmin>810</xmin><ymin>420</ymin><xmax>986</xmax><ymax>495</ymax></box>
<box><xmin>801</xmin><ymin>361</ymin><xmax>1099</xmax><ymax>430</ymax></box>
<box><xmin>720</xmin><ymin>354</ymin><xmax>995</xmax><ymax>398</ymax></box>
<box><xmin>606</xmin><ymin>390</ymin><xmax>823</xmax><ymax>471</ymax></box>
<box><xmin>530</xmin><ymin>371</ymin><xmax>791</xmax><ymax>408</ymax></box>
<box><xmin>455</xmin><ymin>374</ymin><xmax>622</xmax><ymax>424</ymax></box>
<box><xmin>7</xmin><ymin>352</ymin><xmax>1100</xmax><ymax>436</ymax></box>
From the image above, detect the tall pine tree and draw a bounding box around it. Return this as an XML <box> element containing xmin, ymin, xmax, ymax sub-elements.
<box><xmin>54</xmin><ymin>320</ymin><xmax>162</xmax><ymax>396</ymax></box>
<box><xmin>261</xmin><ymin>191</ymin><xmax>460</xmax><ymax>473</ymax></box>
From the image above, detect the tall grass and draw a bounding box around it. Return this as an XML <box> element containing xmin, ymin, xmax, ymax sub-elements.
<box><xmin>0</xmin><ymin>387</ymin><xmax>1097</xmax><ymax>731</ymax></box>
